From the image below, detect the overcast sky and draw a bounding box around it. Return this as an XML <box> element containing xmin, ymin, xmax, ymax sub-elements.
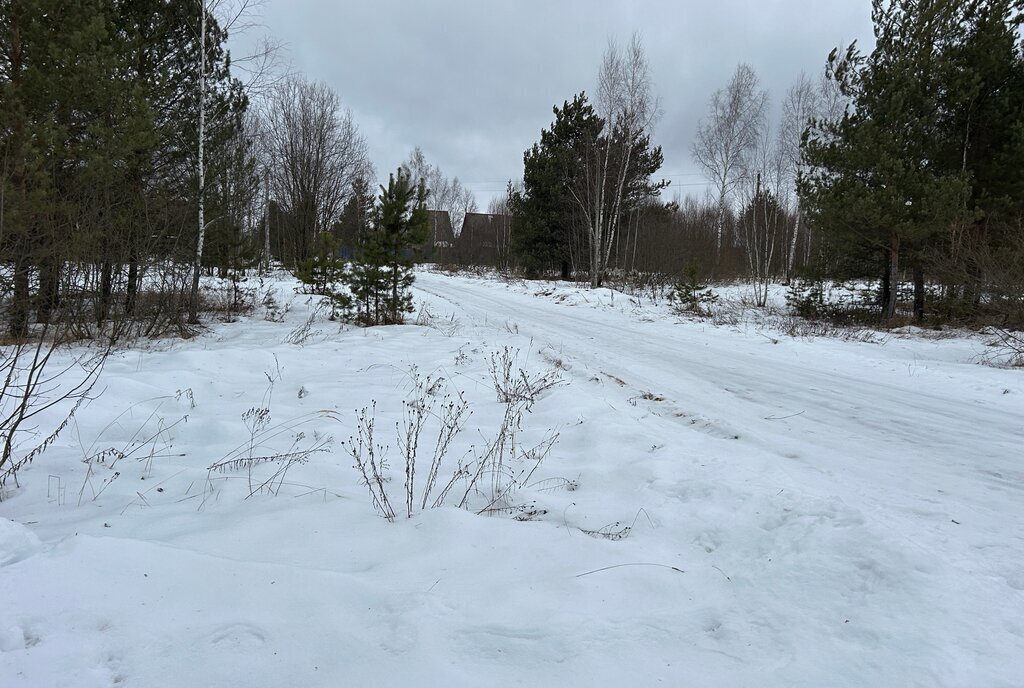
<box><xmin>233</xmin><ymin>0</ymin><xmax>875</xmax><ymax>209</ymax></box>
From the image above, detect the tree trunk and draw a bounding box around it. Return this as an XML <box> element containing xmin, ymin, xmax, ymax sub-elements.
<box><xmin>786</xmin><ymin>208</ymin><xmax>801</xmax><ymax>284</ymax></box>
<box><xmin>715</xmin><ymin>189</ymin><xmax>727</xmax><ymax>264</ymax></box>
<box><xmin>391</xmin><ymin>264</ymin><xmax>399</xmax><ymax>323</ymax></box>
<box><xmin>913</xmin><ymin>260</ymin><xmax>925</xmax><ymax>322</ymax></box>
<box><xmin>880</xmin><ymin>257</ymin><xmax>891</xmax><ymax>312</ymax></box>
<box><xmin>884</xmin><ymin>234</ymin><xmax>900</xmax><ymax>320</ymax></box>
<box><xmin>188</xmin><ymin>1</ymin><xmax>207</xmax><ymax>325</ymax></box>
<box><xmin>99</xmin><ymin>260</ymin><xmax>114</xmax><ymax>324</ymax></box>
<box><xmin>10</xmin><ymin>258</ymin><xmax>30</xmax><ymax>339</ymax></box>
<box><xmin>263</xmin><ymin>167</ymin><xmax>271</xmax><ymax>271</ymax></box>
<box><xmin>37</xmin><ymin>256</ymin><xmax>59</xmax><ymax>325</ymax></box>
<box><xmin>125</xmin><ymin>256</ymin><xmax>139</xmax><ymax>315</ymax></box>
<box><xmin>629</xmin><ymin>208</ymin><xmax>640</xmax><ymax>273</ymax></box>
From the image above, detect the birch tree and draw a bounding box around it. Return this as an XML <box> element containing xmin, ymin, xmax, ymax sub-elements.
<box><xmin>401</xmin><ymin>148</ymin><xmax>478</xmax><ymax>235</ymax></box>
<box><xmin>778</xmin><ymin>73</ymin><xmax>821</xmax><ymax>279</ymax></box>
<box><xmin>568</xmin><ymin>34</ymin><xmax>663</xmax><ymax>288</ymax></box>
<box><xmin>188</xmin><ymin>0</ymin><xmax>209</xmax><ymax>323</ymax></box>
<box><xmin>737</xmin><ymin>127</ymin><xmax>788</xmax><ymax>306</ymax></box>
<box><xmin>188</xmin><ymin>0</ymin><xmax>281</xmax><ymax>321</ymax></box>
<box><xmin>691</xmin><ymin>63</ymin><xmax>767</xmax><ymax>262</ymax></box>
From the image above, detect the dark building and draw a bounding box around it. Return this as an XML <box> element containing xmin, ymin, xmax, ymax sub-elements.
<box><xmin>455</xmin><ymin>212</ymin><xmax>512</xmax><ymax>267</ymax></box>
<box><xmin>418</xmin><ymin>210</ymin><xmax>455</xmax><ymax>262</ymax></box>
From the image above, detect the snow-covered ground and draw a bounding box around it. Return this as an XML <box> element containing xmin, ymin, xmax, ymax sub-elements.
<box><xmin>2</xmin><ymin>269</ymin><xmax>1022</xmax><ymax>687</ymax></box>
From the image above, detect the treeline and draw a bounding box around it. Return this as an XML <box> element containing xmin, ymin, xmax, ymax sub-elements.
<box><xmin>452</xmin><ymin>43</ymin><xmax>826</xmax><ymax>307</ymax></box>
<box><xmin>0</xmin><ymin>0</ymin><xmax>502</xmax><ymax>339</ymax></box>
<box><xmin>0</xmin><ymin>1</ymin><xmax>431</xmax><ymax>341</ymax></box>
<box><xmin>450</xmin><ymin>1</ymin><xmax>1023</xmax><ymax>326</ymax></box>
<box><xmin>445</xmin><ymin>43</ymin><xmax>836</xmax><ymax>302</ymax></box>
<box><xmin>4</xmin><ymin>1</ymin><xmax>1022</xmax><ymax>341</ymax></box>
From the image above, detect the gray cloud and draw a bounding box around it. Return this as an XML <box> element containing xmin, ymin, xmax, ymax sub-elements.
<box><xmin>234</xmin><ymin>0</ymin><xmax>874</xmax><ymax>207</ymax></box>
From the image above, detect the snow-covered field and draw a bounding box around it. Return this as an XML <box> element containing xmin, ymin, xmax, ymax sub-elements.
<box><xmin>2</xmin><ymin>269</ymin><xmax>1022</xmax><ymax>687</ymax></box>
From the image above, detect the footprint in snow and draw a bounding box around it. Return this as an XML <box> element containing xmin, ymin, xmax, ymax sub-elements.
<box><xmin>205</xmin><ymin>622</ymin><xmax>267</xmax><ymax>650</ymax></box>
<box><xmin>668</xmin><ymin>408</ymin><xmax>741</xmax><ymax>440</ymax></box>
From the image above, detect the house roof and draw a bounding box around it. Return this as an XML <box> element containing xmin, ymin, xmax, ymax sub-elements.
<box><xmin>459</xmin><ymin>212</ymin><xmax>510</xmax><ymax>243</ymax></box>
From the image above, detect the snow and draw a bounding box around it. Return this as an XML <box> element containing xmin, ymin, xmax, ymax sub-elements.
<box><xmin>2</xmin><ymin>269</ymin><xmax>1022</xmax><ymax>687</ymax></box>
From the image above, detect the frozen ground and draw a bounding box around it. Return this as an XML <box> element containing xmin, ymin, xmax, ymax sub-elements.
<box><xmin>1</xmin><ymin>269</ymin><xmax>1022</xmax><ymax>687</ymax></box>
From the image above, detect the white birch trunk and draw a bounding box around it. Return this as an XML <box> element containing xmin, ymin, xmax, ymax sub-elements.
<box><xmin>189</xmin><ymin>1</ymin><xmax>207</xmax><ymax>323</ymax></box>
<box><xmin>787</xmin><ymin>207</ymin><xmax>801</xmax><ymax>282</ymax></box>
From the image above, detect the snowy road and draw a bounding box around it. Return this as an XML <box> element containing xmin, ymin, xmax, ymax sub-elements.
<box><xmin>415</xmin><ymin>271</ymin><xmax>1024</xmax><ymax>685</ymax></box>
<box><xmin>415</xmin><ymin>272</ymin><xmax>1022</xmax><ymax>534</ymax></box>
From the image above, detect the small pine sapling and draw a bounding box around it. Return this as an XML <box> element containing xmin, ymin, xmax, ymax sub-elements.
<box><xmin>669</xmin><ymin>262</ymin><xmax>718</xmax><ymax>317</ymax></box>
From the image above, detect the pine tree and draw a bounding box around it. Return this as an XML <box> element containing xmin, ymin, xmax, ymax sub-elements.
<box><xmin>512</xmin><ymin>94</ymin><xmax>603</xmax><ymax>278</ymax></box>
<box><xmin>933</xmin><ymin>0</ymin><xmax>1024</xmax><ymax>317</ymax></box>
<box><xmin>347</xmin><ymin>170</ymin><xmax>429</xmax><ymax>325</ymax></box>
<box><xmin>801</xmin><ymin>0</ymin><xmax>977</xmax><ymax>319</ymax></box>
<box><xmin>294</xmin><ymin>232</ymin><xmax>349</xmax><ymax>319</ymax></box>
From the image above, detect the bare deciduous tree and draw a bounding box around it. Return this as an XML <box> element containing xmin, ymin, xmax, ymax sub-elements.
<box><xmin>401</xmin><ymin>148</ymin><xmax>478</xmax><ymax>235</ymax></box>
<box><xmin>262</xmin><ymin>77</ymin><xmax>370</xmax><ymax>263</ymax></box>
<box><xmin>450</xmin><ymin>184</ymin><xmax>478</xmax><ymax>237</ymax></box>
<box><xmin>818</xmin><ymin>63</ymin><xmax>850</xmax><ymax>127</ymax></box>
<box><xmin>691</xmin><ymin>63</ymin><xmax>768</xmax><ymax>261</ymax></box>
<box><xmin>738</xmin><ymin>124</ymin><xmax>788</xmax><ymax>306</ymax></box>
<box><xmin>778</xmin><ymin>72</ymin><xmax>821</xmax><ymax>279</ymax></box>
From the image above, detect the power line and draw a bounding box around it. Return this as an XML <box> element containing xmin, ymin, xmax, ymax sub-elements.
<box><xmin>459</xmin><ymin>172</ymin><xmax>705</xmax><ymax>186</ymax></box>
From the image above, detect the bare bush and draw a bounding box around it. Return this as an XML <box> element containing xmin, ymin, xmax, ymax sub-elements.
<box><xmin>414</xmin><ymin>302</ymin><xmax>461</xmax><ymax>337</ymax></box>
<box><xmin>285</xmin><ymin>298</ymin><xmax>330</xmax><ymax>345</ymax></box>
<box><xmin>772</xmin><ymin>315</ymin><xmax>888</xmax><ymax>343</ymax></box>
<box><xmin>488</xmin><ymin>346</ymin><xmax>562</xmax><ymax>408</ymax></box>
<box><xmin>346</xmin><ymin>363</ymin><xmax>559</xmax><ymax>521</ymax></box>
<box><xmin>345</xmin><ymin>374</ymin><xmax>474</xmax><ymax>522</ymax></box>
<box><xmin>1</xmin><ymin>330</ymin><xmax>107</xmax><ymax>493</ymax></box>
<box><xmin>345</xmin><ymin>403</ymin><xmax>397</xmax><ymax>521</ymax></box>
<box><xmin>203</xmin><ymin>408</ymin><xmax>336</xmax><ymax>505</ymax></box>
<box><xmin>75</xmin><ymin>390</ymin><xmax>193</xmax><ymax>506</ymax></box>
<box><xmin>978</xmin><ymin>328</ymin><xmax>1024</xmax><ymax>368</ymax></box>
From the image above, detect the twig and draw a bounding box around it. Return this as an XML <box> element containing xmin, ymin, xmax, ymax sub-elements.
<box><xmin>575</xmin><ymin>562</ymin><xmax>685</xmax><ymax>578</ymax></box>
<box><xmin>763</xmin><ymin>410</ymin><xmax>805</xmax><ymax>420</ymax></box>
